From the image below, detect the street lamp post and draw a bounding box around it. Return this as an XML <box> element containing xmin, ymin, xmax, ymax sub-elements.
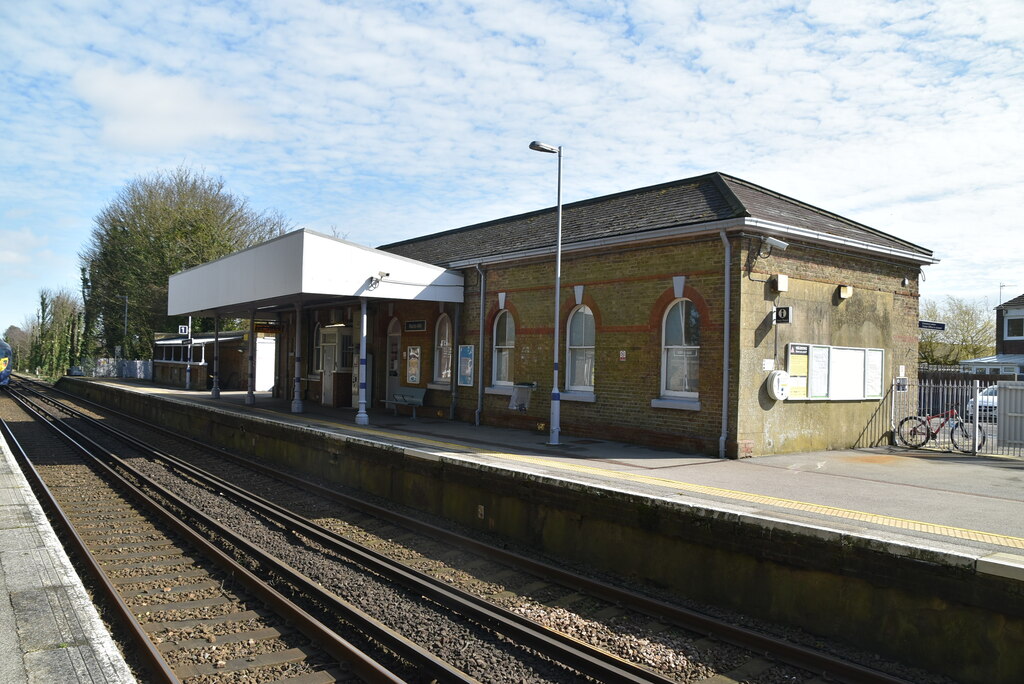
<box><xmin>529</xmin><ymin>140</ymin><xmax>563</xmax><ymax>446</ymax></box>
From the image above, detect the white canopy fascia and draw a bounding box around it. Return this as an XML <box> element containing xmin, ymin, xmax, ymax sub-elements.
<box><xmin>168</xmin><ymin>229</ymin><xmax>464</xmax><ymax>316</ymax></box>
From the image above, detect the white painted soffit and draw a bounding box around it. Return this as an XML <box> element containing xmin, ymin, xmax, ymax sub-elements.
<box><xmin>168</xmin><ymin>229</ymin><xmax>464</xmax><ymax>316</ymax></box>
<box><xmin>446</xmin><ymin>217</ymin><xmax>939</xmax><ymax>268</ymax></box>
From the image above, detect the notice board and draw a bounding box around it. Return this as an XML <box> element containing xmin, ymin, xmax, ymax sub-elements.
<box><xmin>786</xmin><ymin>343</ymin><xmax>884</xmax><ymax>401</ymax></box>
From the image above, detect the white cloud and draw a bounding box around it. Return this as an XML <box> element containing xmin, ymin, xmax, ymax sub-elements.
<box><xmin>71</xmin><ymin>67</ymin><xmax>269</xmax><ymax>150</ymax></box>
<box><xmin>0</xmin><ymin>0</ymin><xmax>1022</xmax><ymax>327</ymax></box>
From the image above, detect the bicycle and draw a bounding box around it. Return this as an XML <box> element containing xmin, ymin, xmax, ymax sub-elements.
<box><xmin>896</xmin><ymin>407</ymin><xmax>986</xmax><ymax>452</ymax></box>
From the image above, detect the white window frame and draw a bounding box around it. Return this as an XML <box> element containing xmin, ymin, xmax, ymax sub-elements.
<box><xmin>565</xmin><ymin>305</ymin><xmax>595</xmax><ymax>392</ymax></box>
<box><xmin>1005</xmin><ymin>316</ymin><xmax>1024</xmax><ymax>340</ymax></box>
<box><xmin>312</xmin><ymin>322</ymin><xmax>323</xmax><ymax>372</ymax></box>
<box><xmin>492</xmin><ymin>310</ymin><xmax>515</xmax><ymax>386</ymax></box>
<box><xmin>433</xmin><ymin>313</ymin><xmax>452</xmax><ymax>384</ymax></box>
<box><xmin>659</xmin><ymin>298</ymin><xmax>699</xmax><ymax>399</ymax></box>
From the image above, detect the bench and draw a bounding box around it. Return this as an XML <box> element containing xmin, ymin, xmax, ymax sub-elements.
<box><xmin>384</xmin><ymin>386</ymin><xmax>426</xmax><ymax>419</ymax></box>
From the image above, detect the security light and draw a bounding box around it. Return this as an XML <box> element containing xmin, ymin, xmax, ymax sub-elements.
<box><xmin>762</xmin><ymin>236</ymin><xmax>789</xmax><ymax>251</ymax></box>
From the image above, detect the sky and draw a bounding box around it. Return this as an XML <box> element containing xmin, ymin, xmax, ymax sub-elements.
<box><xmin>2</xmin><ymin>0</ymin><xmax>1022</xmax><ymax>333</ymax></box>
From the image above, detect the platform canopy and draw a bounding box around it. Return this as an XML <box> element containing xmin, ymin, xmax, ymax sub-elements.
<box><xmin>168</xmin><ymin>229</ymin><xmax>464</xmax><ymax>317</ymax></box>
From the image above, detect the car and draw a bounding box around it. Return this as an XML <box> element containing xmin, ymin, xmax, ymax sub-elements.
<box><xmin>966</xmin><ymin>385</ymin><xmax>998</xmax><ymax>422</ymax></box>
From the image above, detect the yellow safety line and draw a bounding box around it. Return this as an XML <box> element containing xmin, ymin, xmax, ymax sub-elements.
<box><xmin>274</xmin><ymin>410</ymin><xmax>1024</xmax><ymax>551</ymax></box>
<box><xmin>134</xmin><ymin>387</ymin><xmax>1024</xmax><ymax>552</ymax></box>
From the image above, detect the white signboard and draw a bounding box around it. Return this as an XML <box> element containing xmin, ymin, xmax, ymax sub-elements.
<box><xmin>786</xmin><ymin>343</ymin><xmax>884</xmax><ymax>401</ymax></box>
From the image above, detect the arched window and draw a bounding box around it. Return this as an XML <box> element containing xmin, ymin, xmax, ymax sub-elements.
<box><xmin>312</xmin><ymin>322</ymin><xmax>323</xmax><ymax>372</ymax></box>
<box><xmin>434</xmin><ymin>314</ymin><xmax>452</xmax><ymax>383</ymax></box>
<box><xmin>566</xmin><ymin>305</ymin><xmax>595</xmax><ymax>391</ymax></box>
<box><xmin>492</xmin><ymin>310</ymin><xmax>515</xmax><ymax>386</ymax></box>
<box><xmin>661</xmin><ymin>299</ymin><xmax>699</xmax><ymax>397</ymax></box>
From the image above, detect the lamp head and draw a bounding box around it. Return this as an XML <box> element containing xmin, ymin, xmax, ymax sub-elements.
<box><xmin>529</xmin><ymin>140</ymin><xmax>559</xmax><ymax>154</ymax></box>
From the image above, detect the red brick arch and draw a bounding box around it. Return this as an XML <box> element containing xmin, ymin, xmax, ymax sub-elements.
<box><xmin>648</xmin><ymin>283</ymin><xmax>712</xmax><ymax>332</ymax></box>
<box><xmin>559</xmin><ymin>291</ymin><xmax>603</xmax><ymax>331</ymax></box>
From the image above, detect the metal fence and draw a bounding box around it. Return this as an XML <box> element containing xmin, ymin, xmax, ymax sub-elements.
<box><xmin>890</xmin><ymin>377</ymin><xmax>1024</xmax><ymax>458</ymax></box>
<box><xmin>80</xmin><ymin>358</ymin><xmax>153</xmax><ymax>380</ymax></box>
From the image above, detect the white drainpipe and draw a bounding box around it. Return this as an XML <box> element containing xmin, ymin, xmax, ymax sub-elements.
<box><xmin>475</xmin><ymin>265</ymin><xmax>486</xmax><ymax>426</ymax></box>
<box><xmin>719</xmin><ymin>230</ymin><xmax>732</xmax><ymax>459</ymax></box>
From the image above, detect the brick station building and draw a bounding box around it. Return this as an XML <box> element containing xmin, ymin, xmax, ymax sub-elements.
<box><xmin>168</xmin><ymin>172</ymin><xmax>936</xmax><ymax>458</ymax></box>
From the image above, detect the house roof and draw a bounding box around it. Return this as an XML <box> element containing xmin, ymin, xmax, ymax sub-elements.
<box><xmin>998</xmin><ymin>294</ymin><xmax>1024</xmax><ymax>309</ymax></box>
<box><xmin>959</xmin><ymin>354</ymin><xmax>1024</xmax><ymax>366</ymax></box>
<box><xmin>379</xmin><ymin>172</ymin><xmax>935</xmax><ymax>267</ymax></box>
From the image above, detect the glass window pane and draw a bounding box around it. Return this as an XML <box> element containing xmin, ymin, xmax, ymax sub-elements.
<box><xmin>437</xmin><ymin>345</ymin><xmax>452</xmax><ymax>380</ymax></box>
<box><xmin>1008</xmin><ymin>318</ymin><xmax>1024</xmax><ymax>337</ymax></box>
<box><xmin>569</xmin><ymin>306</ymin><xmax>594</xmax><ymax>346</ymax></box>
<box><xmin>582</xmin><ymin>308</ymin><xmax>595</xmax><ymax>345</ymax></box>
<box><xmin>496</xmin><ymin>311</ymin><xmax>515</xmax><ymax>346</ymax></box>
<box><xmin>665</xmin><ymin>302</ymin><xmax>684</xmax><ymax>346</ymax></box>
<box><xmin>569</xmin><ymin>309</ymin><xmax>584</xmax><ymax>344</ymax></box>
<box><xmin>664</xmin><ymin>347</ymin><xmax>698</xmax><ymax>393</ymax></box>
<box><xmin>435</xmin><ymin>316</ymin><xmax>452</xmax><ymax>382</ymax></box>
<box><xmin>685</xmin><ymin>300</ymin><xmax>700</xmax><ymax>346</ymax></box>
<box><xmin>495</xmin><ymin>349</ymin><xmax>511</xmax><ymax>383</ymax></box>
<box><xmin>568</xmin><ymin>348</ymin><xmax>594</xmax><ymax>389</ymax></box>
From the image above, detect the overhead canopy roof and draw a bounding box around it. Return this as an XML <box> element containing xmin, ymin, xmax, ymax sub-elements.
<box><xmin>168</xmin><ymin>229</ymin><xmax>464</xmax><ymax>317</ymax></box>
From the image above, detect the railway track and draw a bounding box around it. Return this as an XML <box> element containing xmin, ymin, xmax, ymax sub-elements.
<box><xmin>2</xmin><ymin>379</ymin><xmax>704</xmax><ymax>683</ymax></box>
<box><xmin>1</xmin><ymin>385</ymin><xmax>406</xmax><ymax>683</ymax></box>
<box><xmin>3</xmin><ymin>376</ymin><xmax>939</xmax><ymax>683</ymax></box>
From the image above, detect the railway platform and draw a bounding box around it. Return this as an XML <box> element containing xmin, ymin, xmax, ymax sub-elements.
<box><xmin>107</xmin><ymin>379</ymin><xmax>1024</xmax><ymax>564</ymax></box>
<box><xmin>0</xmin><ymin>422</ymin><xmax>135</xmax><ymax>683</ymax></box>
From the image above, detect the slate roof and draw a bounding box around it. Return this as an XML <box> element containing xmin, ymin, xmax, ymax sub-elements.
<box><xmin>378</xmin><ymin>172</ymin><xmax>934</xmax><ymax>266</ymax></box>
<box><xmin>998</xmin><ymin>294</ymin><xmax>1024</xmax><ymax>309</ymax></box>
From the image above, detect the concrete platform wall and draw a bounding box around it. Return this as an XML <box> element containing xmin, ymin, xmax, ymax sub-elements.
<box><xmin>61</xmin><ymin>378</ymin><xmax>1024</xmax><ymax>683</ymax></box>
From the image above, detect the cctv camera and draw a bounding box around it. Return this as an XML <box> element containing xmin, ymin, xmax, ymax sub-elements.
<box><xmin>762</xmin><ymin>236</ymin><xmax>789</xmax><ymax>251</ymax></box>
<box><xmin>378</xmin><ymin>271</ymin><xmax>390</xmax><ymax>278</ymax></box>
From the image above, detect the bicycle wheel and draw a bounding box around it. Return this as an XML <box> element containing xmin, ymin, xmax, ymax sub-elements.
<box><xmin>896</xmin><ymin>416</ymin><xmax>930</xmax><ymax>448</ymax></box>
<box><xmin>951</xmin><ymin>420</ymin><xmax>986</xmax><ymax>453</ymax></box>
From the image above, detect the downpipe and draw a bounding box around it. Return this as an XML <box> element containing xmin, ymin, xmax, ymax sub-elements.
<box><xmin>475</xmin><ymin>265</ymin><xmax>486</xmax><ymax>426</ymax></box>
<box><xmin>719</xmin><ymin>230</ymin><xmax>731</xmax><ymax>459</ymax></box>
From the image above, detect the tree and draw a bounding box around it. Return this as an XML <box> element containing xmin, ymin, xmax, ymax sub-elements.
<box><xmin>3</xmin><ymin>324</ymin><xmax>31</xmax><ymax>371</ymax></box>
<box><xmin>80</xmin><ymin>166</ymin><xmax>291</xmax><ymax>358</ymax></box>
<box><xmin>919</xmin><ymin>296</ymin><xmax>995</xmax><ymax>365</ymax></box>
<box><xmin>25</xmin><ymin>288</ymin><xmax>83</xmax><ymax>378</ymax></box>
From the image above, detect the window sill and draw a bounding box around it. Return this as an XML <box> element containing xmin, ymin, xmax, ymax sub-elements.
<box><xmin>651</xmin><ymin>397</ymin><xmax>700</xmax><ymax>411</ymax></box>
<box><xmin>427</xmin><ymin>382</ymin><xmax>452</xmax><ymax>391</ymax></box>
<box><xmin>560</xmin><ymin>391</ymin><xmax>596</xmax><ymax>403</ymax></box>
<box><xmin>485</xmin><ymin>385</ymin><xmax>513</xmax><ymax>396</ymax></box>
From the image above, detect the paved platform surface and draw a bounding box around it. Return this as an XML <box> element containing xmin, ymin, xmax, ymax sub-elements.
<box><xmin>0</xmin><ymin>424</ymin><xmax>135</xmax><ymax>683</ymax></box>
<box><xmin>101</xmin><ymin>380</ymin><xmax>1024</xmax><ymax>568</ymax></box>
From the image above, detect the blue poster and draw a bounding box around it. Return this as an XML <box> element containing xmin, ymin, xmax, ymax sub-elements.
<box><xmin>458</xmin><ymin>345</ymin><xmax>474</xmax><ymax>386</ymax></box>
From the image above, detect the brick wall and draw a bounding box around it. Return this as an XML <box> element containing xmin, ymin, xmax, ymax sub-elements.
<box><xmin>437</xmin><ymin>237</ymin><xmax>730</xmax><ymax>453</ymax></box>
<box><xmin>279</xmin><ymin>232</ymin><xmax>922</xmax><ymax>458</ymax></box>
<box><xmin>735</xmin><ymin>236</ymin><xmax>920</xmax><ymax>455</ymax></box>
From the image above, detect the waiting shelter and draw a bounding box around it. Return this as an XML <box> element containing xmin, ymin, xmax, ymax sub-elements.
<box><xmin>167</xmin><ymin>228</ymin><xmax>463</xmax><ymax>424</ymax></box>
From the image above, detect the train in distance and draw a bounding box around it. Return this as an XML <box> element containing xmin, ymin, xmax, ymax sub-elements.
<box><xmin>0</xmin><ymin>338</ymin><xmax>12</xmax><ymax>385</ymax></box>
